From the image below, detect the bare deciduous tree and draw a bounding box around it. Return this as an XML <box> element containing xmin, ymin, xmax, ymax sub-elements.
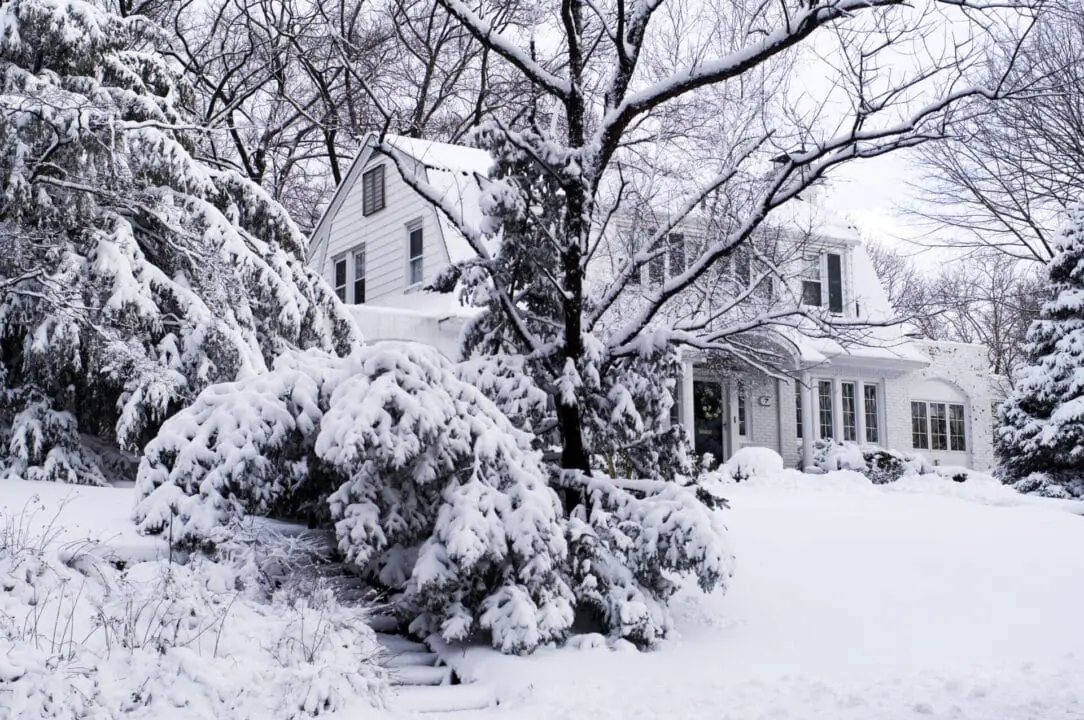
<box><xmin>387</xmin><ymin>0</ymin><xmax>1040</xmax><ymax>472</ymax></box>
<box><xmin>914</xmin><ymin>0</ymin><xmax>1084</xmax><ymax>263</ymax></box>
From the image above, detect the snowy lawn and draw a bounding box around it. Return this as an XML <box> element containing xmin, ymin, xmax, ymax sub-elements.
<box><xmin>445</xmin><ymin>472</ymin><xmax>1084</xmax><ymax>719</ymax></box>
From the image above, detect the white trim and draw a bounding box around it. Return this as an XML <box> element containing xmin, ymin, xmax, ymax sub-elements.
<box><xmin>405</xmin><ymin>218</ymin><xmax>425</xmax><ymax>289</ymax></box>
<box><xmin>331</xmin><ymin>253</ymin><xmax>348</xmax><ymax>302</ymax></box>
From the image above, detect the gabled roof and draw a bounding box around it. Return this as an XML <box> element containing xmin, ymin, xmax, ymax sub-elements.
<box><xmin>789</xmin><ymin>242</ymin><xmax>928</xmax><ymax>369</ymax></box>
<box><xmin>307</xmin><ymin>132</ymin><xmax>494</xmax><ymax>268</ymax></box>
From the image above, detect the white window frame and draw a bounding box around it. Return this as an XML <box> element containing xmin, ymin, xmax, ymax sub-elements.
<box><xmin>911</xmin><ymin>400</ymin><xmax>967</xmax><ymax>452</ymax></box>
<box><xmin>333</xmin><ymin>255</ymin><xmax>348</xmax><ymax>302</ymax></box>
<box><xmin>812</xmin><ymin>378</ymin><xmax>883</xmax><ymax>445</ymax></box>
<box><xmin>406</xmin><ymin>220</ymin><xmax>424</xmax><ymax>287</ymax></box>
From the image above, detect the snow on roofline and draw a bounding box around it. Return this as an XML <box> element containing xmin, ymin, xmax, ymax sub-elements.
<box><xmin>383</xmin><ymin>134</ymin><xmax>494</xmax><ymax>177</ymax></box>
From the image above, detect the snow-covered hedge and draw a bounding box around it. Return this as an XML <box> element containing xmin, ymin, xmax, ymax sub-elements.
<box><xmin>1</xmin><ymin>497</ymin><xmax>384</xmax><ymax>718</ymax></box>
<box><xmin>134</xmin><ymin>343</ymin><xmax>574</xmax><ymax>654</ymax></box>
<box><xmin>134</xmin><ymin>342</ymin><xmax>733</xmax><ymax>653</ymax></box>
<box><xmin>812</xmin><ymin>440</ymin><xmax>933</xmax><ymax>484</ymax></box>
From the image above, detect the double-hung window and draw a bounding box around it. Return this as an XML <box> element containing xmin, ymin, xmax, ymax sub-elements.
<box><xmin>800</xmin><ymin>252</ymin><xmax>844</xmax><ymax>313</ymax></box>
<box><xmin>805</xmin><ymin>379</ymin><xmax>881</xmax><ymax>444</ymax></box>
<box><xmin>407</xmin><ymin>223</ymin><xmax>424</xmax><ymax>286</ymax></box>
<box><xmin>737</xmin><ymin>384</ymin><xmax>748</xmax><ymax>437</ymax></box>
<box><xmin>333</xmin><ymin>247</ymin><xmax>365</xmax><ymax>304</ymax></box>
<box><xmin>801</xmin><ymin>256</ymin><xmax>822</xmax><ymax>306</ymax></box>
<box><xmin>818</xmin><ymin>380</ymin><xmax>834</xmax><ymax>439</ymax></box>
<box><xmin>863</xmin><ymin>384</ymin><xmax>880</xmax><ymax>443</ymax></box>
<box><xmin>841</xmin><ymin>382</ymin><xmax>858</xmax><ymax>442</ymax></box>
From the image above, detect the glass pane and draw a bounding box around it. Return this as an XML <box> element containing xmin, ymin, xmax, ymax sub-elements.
<box><xmin>818</xmin><ymin>380</ymin><xmax>833</xmax><ymax>439</ymax></box>
<box><xmin>737</xmin><ymin>385</ymin><xmax>747</xmax><ymax>437</ymax></box>
<box><xmin>911</xmin><ymin>401</ymin><xmax>929</xmax><ymax>449</ymax></box>
<box><xmin>410</xmin><ymin>227</ymin><xmax>424</xmax><ymax>258</ymax></box>
<box><xmin>841</xmin><ymin>382</ymin><xmax>857</xmax><ymax>442</ymax></box>
<box><xmin>930</xmin><ymin>403</ymin><xmax>948</xmax><ymax>450</ymax></box>
<box><xmin>334</xmin><ymin>258</ymin><xmax>347</xmax><ymax>287</ymax></box>
<box><xmin>795</xmin><ymin>382</ymin><xmax>803</xmax><ymax>439</ymax></box>
<box><xmin>668</xmin><ymin>233</ymin><xmax>686</xmax><ymax>275</ymax></box>
<box><xmin>949</xmin><ymin>404</ymin><xmax>966</xmax><ymax>451</ymax></box>
<box><xmin>693</xmin><ymin>381</ymin><xmax>725</xmax><ymax>462</ymax></box>
<box><xmin>802</xmin><ymin>280</ymin><xmax>822</xmax><ymax>306</ymax></box>
<box><xmin>649</xmin><ymin>254</ymin><xmax>665</xmax><ymax>285</ymax></box>
<box><xmin>410</xmin><ymin>257</ymin><xmax>423</xmax><ymax>285</ymax></box>
<box><xmin>864</xmin><ymin>384</ymin><xmax>879</xmax><ymax>444</ymax></box>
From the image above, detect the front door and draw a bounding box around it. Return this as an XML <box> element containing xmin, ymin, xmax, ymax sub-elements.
<box><xmin>693</xmin><ymin>380</ymin><xmax>727</xmax><ymax>463</ymax></box>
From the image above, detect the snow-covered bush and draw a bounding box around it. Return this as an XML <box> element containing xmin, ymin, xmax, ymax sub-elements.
<box><xmin>559</xmin><ymin>472</ymin><xmax>733</xmax><ymax>648</ymax></box>
<box><xmin>1010</xmin><ymin>471</ymin><xmax>1084</xmax><ymax>499</ymax></box>
<box><xmin>0</xmin><ymin>0</ymin><xmax>356</xmax><ymax>485</ymax></box>
<box><xmin>135</xmin><ymin>342</ymin><xmax>574</xmax><ymax>654</ymax></box>
<box><xmin>1</xmin><ymin>496</ymin><xmax>385</xmax><ymax>718</ymax></box>
<box><xmin>134</xmin><ymin>342</ymin><xmax>733</xmax><ymax>652</ymax></box>
<box><xmin>812</xmin><ymin>440</ymin><xmax>931</xmax><ymax>484</ymax></box>
<box><xmin>998</xmin><ymin>204</ymin><xmax>1084</xmax><ymax>498</ymax></box>
<box><xmin>723</xmin><ymin>447</ymin><xmax>784</xmax><ymax>481</ymax></box>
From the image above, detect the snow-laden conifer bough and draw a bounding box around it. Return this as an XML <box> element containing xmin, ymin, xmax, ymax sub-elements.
<box><xmin>134</xmin><ymin>343</ymin><xmax>735</xmax><ymax>654</ymax></box>
<box><xmin>0</xmin><ymin>0</ymin><xmax>357</xmax><ymax>486</ymax></box>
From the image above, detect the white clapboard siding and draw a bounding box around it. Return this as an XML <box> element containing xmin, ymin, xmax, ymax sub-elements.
<box><xmin>323</xmin><ymin>153</ymin><xmax>450</xmax><ymax>304</ymax></box>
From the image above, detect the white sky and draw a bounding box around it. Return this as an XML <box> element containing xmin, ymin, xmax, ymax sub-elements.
<box><xmin>817</xmin><ymin>150</ymin><xmax>963</xmax><ymax>273</ymax></box>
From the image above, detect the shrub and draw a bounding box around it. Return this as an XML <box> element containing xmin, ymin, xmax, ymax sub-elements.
<box><xmin>812</xmin><ymin>440</ymin><xmax>928</xmax><ymax>484</ymax></box>
<box><xmin>133</xmin><ymin>342</ymin><xmax>733</xmax><ymax>653</ymax></box>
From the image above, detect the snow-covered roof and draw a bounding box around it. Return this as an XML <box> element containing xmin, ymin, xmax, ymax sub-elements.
<box><xmin>383</xmin><ymin>136</ymin><xmax>495</xmax><ymax>264</ymax></box>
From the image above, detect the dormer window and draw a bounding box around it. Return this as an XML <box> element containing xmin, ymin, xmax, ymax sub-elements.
<box><xmin>362</xmin><ymin>165</ymin><xmax>386</xmax><ymax>216</ymax></box>
<box><xmin>800</xmin><ymin>251</ymin><xmax>844</xmax><ymax>313</ymax></box>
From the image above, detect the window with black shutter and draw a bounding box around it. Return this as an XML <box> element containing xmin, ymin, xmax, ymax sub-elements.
<box><xmin>668</xmin><ymin>233</ymin><xmax>686</xmax><ymax>275</ymax></box>
<box><xmin>827</xmin><ymin>253</ymin><xmax>843</xmax><ymax>313</ymax></box>
<box><xmin>362</xmin><ymin>165</ymin><xmax>385</xmax><ymax>216</ymax></box>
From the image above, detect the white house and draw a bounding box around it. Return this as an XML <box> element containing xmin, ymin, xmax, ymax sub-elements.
<box><xmin>307</xmin><ymin>133</ymin><xmax>1004</xmax><ymax>471</ymax></box>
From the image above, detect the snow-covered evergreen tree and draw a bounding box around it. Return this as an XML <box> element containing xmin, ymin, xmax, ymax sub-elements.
<box><xmin>0</xmin><ymin>0</ymin><xmax>356</xmax><ymax>483</ymax></box>
<box><xmin>134</xmin><ymin>343</ymin><xmax>575</xmax><ymax>654</ymax></box>
<box><xmin>998</xmin><ymin>203</ymin><xmax>1084</xmax><ymax>498</ymax></box>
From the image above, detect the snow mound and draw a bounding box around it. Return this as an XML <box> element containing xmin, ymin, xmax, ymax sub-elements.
<box><xmin>723</xmin><ymin>447</ymin><xmax>784</xmax><ymax>480</ymax></box>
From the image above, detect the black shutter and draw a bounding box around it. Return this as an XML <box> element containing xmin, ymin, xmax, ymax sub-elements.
<box><xmin>827</xmin><ymin>253</ymin><xmax>843</xmax><ymax>313</ymax></box>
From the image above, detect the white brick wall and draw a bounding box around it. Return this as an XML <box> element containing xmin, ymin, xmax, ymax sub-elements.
<box><xmin>905</xmin><ymin>340</ymin><xmax>1005</xmax><ymax>471</ymax></box>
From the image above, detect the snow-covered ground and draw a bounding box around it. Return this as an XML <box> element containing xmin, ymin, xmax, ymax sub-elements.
<box><xmin>445</xmin><ymin>471</ymin><xmax>1084</xmax><ymax>720</ymax></box>
<box><xmin>0</xmin><ymin>481</ymin><xmax>388</xmax><ymax>719</ymax></box>
<box><xmin>4</xmin><ymin>471</ymin><xmax>1083</xmax><ymax>719</ymax></box>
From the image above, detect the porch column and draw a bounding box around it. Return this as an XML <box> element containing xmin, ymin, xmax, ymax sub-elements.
<box><xmin>681</xmin><ymin>360</ymin><xmax>695</xmax><ymax>433</ymax></box>
<box><xmin>800</xmin><ymin>370</ymin><xmax>815</xmax><ymax>472</ymax></box>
